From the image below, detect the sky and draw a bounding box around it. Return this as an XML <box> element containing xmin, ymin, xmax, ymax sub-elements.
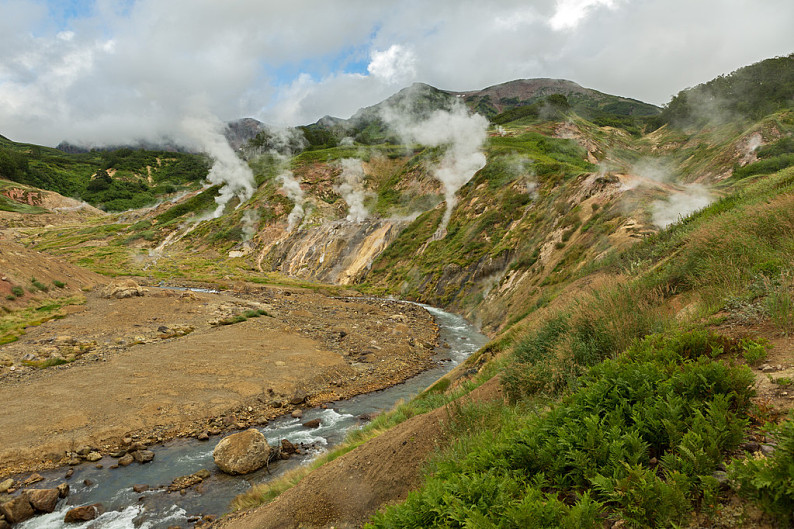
<box><xmin>0</xmin><ymin>0</ymin><xmax>791</xmax><ymax>147</ymax></box>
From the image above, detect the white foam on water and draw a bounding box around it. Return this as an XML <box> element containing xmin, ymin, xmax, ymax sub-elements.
<box><xmin>174</xmin><ymin>448</ymin><xmax>214</xmax><ymax>464</ymax></box>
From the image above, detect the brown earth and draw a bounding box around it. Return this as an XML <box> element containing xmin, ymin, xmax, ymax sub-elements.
<box><xmin>0</xmin><ymin>239</ymin><xmax>105</xmax><ymax>308</ymax></box>
<box><xmin>215</xmin><ymin>376</ymin><xmax>504</xmax><ymax>529</ymax></box>
<box><xmin>0</xmin><ymin>283</ymin><xmax>439</xmax><ymax>478</ymax></box>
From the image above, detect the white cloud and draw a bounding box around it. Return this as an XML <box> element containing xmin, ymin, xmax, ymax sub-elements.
<box><xmin>367</xmin><ymin>44</ymin><xmax>417</xmax><ymax>85</ymax></box>
<box><xmin>549</xmin><ymin>0</ymin><xmax>617</xmax><ymax>31</ymax></box>
<box><xmin>0</xmin><ymin>0</ymin><xmax>791</xmax><ymax>146</ymax></box>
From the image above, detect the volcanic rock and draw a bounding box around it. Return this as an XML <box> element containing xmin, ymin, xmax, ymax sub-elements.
<box><xmin>26</xmin><ymin>488</ymin><xmax>60</xmax><ymax>513</ymax></box>
<box><xmin>0</xmin><ymin>496</ymin><xmax>34</xmax><ymax>524</ymax></box>
<box><xmin>0</xmin><ymin>479</ymin><xmax>13</xmax><ymax>494</ymax></box>
<box><xmin>302</xmin><ymin>419</ymin><xmax>321</xmax><ymax>428</ymax></box>
<box><xmin>64</xmin><ymin>503</ymin><xmax>104</xmax><ymax>523</ymax></box>
<box><xmin>102</xmin><ymin>279</ymin><xmax>144</xmax><ymax>299</ymax></box>
<box><xmin>212</xmin><ymin>428</ymin><xmax>271</xmax><ymax>475</ymax></box>
<box><xmin>117</xmin><ymin>453</ymin><xmax>134</xmax><ymax>466</ymax></box>
<box><xmin>132</xmin><ymin>450</ymin><xmax>155</xmax><ymax>463</ymax></box>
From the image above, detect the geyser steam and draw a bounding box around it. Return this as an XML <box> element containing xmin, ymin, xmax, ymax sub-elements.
<box><xmin>336</xmin><ymin>158</ymin><xmax>369</xmax><ymax>222</ymax></box>
<box><xmin>382</xmin><ymin>101</ymin><xmax>488</xmax><ymax>237</ymax></box>
<box><xmin>182</xmin><ymin>114</ymin><xmax>255</xmax><ymax>218</ymax></box>
<box><xmin>278</xmin><ymin>170</ymin><xmax>305</xmax><ymax>231</ymax></box>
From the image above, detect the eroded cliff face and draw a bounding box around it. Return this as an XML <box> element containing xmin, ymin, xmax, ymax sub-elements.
<box><xmin>255</xmin><ymin>219</ymin><xmax>409</xmax><ymax>285</ymax></box>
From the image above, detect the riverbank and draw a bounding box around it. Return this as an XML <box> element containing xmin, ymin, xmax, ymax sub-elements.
<box><xmin>0</xmin><ymin>284</ymin><xmax>439</xmax><ymax>479</ymax></box>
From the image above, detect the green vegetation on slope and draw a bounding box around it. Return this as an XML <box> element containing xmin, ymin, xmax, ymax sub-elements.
<box><xmin>0</xmin><ymin>135</ymin><xmax>211</xmax><ymax>211</ymax></box>
<box><xmin>370</xmin><ymin>331</ymin><xmax>756</xmax><ymax>528</ymax></box>
<box><xmin>660</xmin><ymin>53</ymin><xmax>794</xmax><ymax>128</ymax></box>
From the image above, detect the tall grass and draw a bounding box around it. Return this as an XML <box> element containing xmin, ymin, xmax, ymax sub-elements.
<box><xmin>502</xmin><ymin>281</ymin><xmax>672</xmax><ymax>400</ymax></box>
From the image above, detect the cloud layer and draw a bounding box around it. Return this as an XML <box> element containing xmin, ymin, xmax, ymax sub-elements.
<box><xmin>0</xmin><ymin>0</ymin><xmax>791</xmax><ymax>146</ymax></box>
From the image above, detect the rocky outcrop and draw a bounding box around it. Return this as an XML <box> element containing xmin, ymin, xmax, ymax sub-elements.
<box><xmin>213</xmin><ymin>428</ymin><xmax>271</xmax><ymax>475</ymax></box>
<box><xmin>102</xmin><ymin>279</ymin><xmax>145</xmax><ymax>299</ymax></box>
<box><xmin>260</xmin><ymin>220</ymin><xmax>408</xmax><ymax>285</ymax></box>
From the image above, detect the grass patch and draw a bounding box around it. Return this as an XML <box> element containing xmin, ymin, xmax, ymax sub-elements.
<box><xmin>0</xmin><ymin>296</ymin><xmax>85</xmax><ymax>344</ymax></box>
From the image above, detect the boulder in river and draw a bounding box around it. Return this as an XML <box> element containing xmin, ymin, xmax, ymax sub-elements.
<box><xmin>26</xmin><ymin>488</ymin><xmax>60</xmax><ymax>513</ymax></box>
<box><xmin>117</xmin><ymin>453</ymin><xmax>134</xmax><ymax>466</ymax></box>
<box><xmin>302</xmin><ymin>418</ymin><xmax>321</xmax><ymax>428</ymax></box>
<box><xmin>0</xmin><ymin>496</ymin><xmax>34</xmax><ymax>524</ymax></box>
<box><xmin>64</xmin><ymin>503</ymin><xmax>104</xmax><ymax>523</ymax></box>
<box><xmin>213</xmin><ymin>428</ymin><xmax>271</xmax><ymax>475</ymax></box>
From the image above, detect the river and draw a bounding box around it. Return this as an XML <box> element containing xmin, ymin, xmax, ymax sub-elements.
<box><xmin>16</xmin><ymin>303</ymin><xmax>488</xmax><ymax>529</ymax></box>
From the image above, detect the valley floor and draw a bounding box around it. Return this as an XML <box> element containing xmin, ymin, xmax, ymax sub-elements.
<box><xmin>0</xmin><ymin>284</ymin><xmax>439</xmax><ymax>478</ymax></box>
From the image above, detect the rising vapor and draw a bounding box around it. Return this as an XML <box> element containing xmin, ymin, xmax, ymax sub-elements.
<box><xmin>335</xmin><ymin>158</ymin><xmax>369</xmax><ymax>222</ymax></box>
<box><xmin>181</xmin><ymin>114</ymin><xmax>255</xmax><ymax>218</ymax></box>
<box><xmin>382</xmin><ymin>101</ymin><xmax>488</xmax><ymax>237</ymax></box>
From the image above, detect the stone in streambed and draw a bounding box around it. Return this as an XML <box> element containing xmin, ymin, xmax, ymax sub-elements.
<box><xmin>0</xmin><ymin>479</ymin><xmax>13</xmax><ymax>494</ymax></box>
<box><xmin>132</xmin><ymin>450</ymin><xmax>155</xmax><ymax>464</ymax></box>
<box><xmin>302</xmin><ymin>419</ymin><xmax>321</xmax><ymax>428</ymax></box>
<box><xmin>25</xmin><ymin>488</ymin><xmax>60</xmax><ymax>513</ymax></box>
<box><xmin>57</xmin><ymin>483</ymin><xmax>70</xmax><ymax>498</ymax></box>
<box><xmin>118</xmin><ymin>453</ymin><xmax>134</xmax><ymax>466</ymax></box>
<box><xmin>213</xmin><ymin>428</ymin><xmax>271</xmax><ymax>475</ymax></box>
<box><xmin>0</xmin><ymin>496</ymin><xmax>34</xmax><ymax>524</ymax></box>
<box><xmin>64</xmin><ymin>503</ymin><xmax>104</xmax><ymax>523</ymax></box>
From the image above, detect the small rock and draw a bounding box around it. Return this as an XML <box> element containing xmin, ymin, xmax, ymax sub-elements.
<box><xmin>741</xmin><ymin>440</ymin><xmax>761</xmax><ymax>453</ymax></box>
<box><xmin>132</xmin><ymin>450</ymin><xmax>155</xmax><ymax>464</ymax></box>
<box><xmin>121</xmin><ymin>437</ymin><xmax>133</xmax><ymax>446</ymax></box>
<box><xmin>85</xmin><ymin>451</ymin><xmax>102</xmax><ymax>462</ymax></box>
<box><xmin>0</xmin><ymin>496</ymin><xmax>34</xmax><ymax>524</ymax></box>
<box><xmin>109</xmin><ymin>450</ymin><xmax>126</xmax><ymax>458</ymax></box>
<box><xmin>67</xmin><ymin>458</ymin><xmax>81</xmax><ymax>466</ymax></box>
<box><xmin>128</xmin><ymin>441</ymin><xmax>147</xmax><ymax>452</ymax></box>
<box><xmin>57</xmin><ymin>483</ymin><xmax>70</xmax><ymax>498</ymax></box>
<box><xmin>83</xmin><ymin>479</ymin><xmax>93</xmax><ymax>487</ymax></box>
<box><xmin>25</xmin><ymin>488</ymin><xmax>60</xmax><ymax>513</ymax></box>
<box><xmin>197</xmin><ymin>432</ymin><xmax>210</xmax><ymax>441</ymax></box>
<box><xmin>291</xmin><ymin>409</ymin><xmax>303</xmax><ymax>419</ymax></box>
<box><xmin>194</xmin><ymin>469</ymin><xmax>211</xmax><ymax>479</ymax></box>
<box><xmin>64</xmin><ymin>503</ymin><xmax>104</xmax><ymax>523</ymax></box>
<box><xmin>280</xmin><ymin>439</ymin><xmax>297</xmax><ymax>455</ymax></box>
<box><xmin>118</xmin><ymin>453</ymin><xmax>135</xmax><ymax>466</ymax></box>
<box><xmin>132</xmin><ymin>484</ymin><xmax>149</xmax><ymax>493</ymax></box>
<box><xmin>289</xmin><ymin>392</ymin><xmax>306</xmax><ymax>405</ymax></box>
<box><xmin>302</xmin><ymin>419</ymin><xmax>321</xmax><ymax>429</ymax></box>
<box><xmin>760</xmin><ymin>444</ymin><xmax>776</xmax><ymax>456</ymax></box>
<box><xmin>76</xmin><ymin>447</ymin><xmax>92</xmax><ymax>456</ymax></box>
<box><xmin>65</xmin><ymin>469</ymin><xmax>74</xmax><ymax>479</ymax></box>
<box><xmin>23</xmin><ymin>473</ymin><xmax>44</xmax><ymax>486</ymax></box>
<box><xmin>712</xmin><ymin>470</ymin><xmax>731</xmax><ymax>491</ymax></box>
<box><xmin>0</xmin><ymin>479</ymin><xmax>13</xmax><ymax>494</ymax></box>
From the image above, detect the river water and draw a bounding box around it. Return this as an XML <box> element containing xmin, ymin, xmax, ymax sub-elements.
<box><xmin>15</xmin><ymin>303</ymin><xmax>487</xmax><ymax>529</ymax></box>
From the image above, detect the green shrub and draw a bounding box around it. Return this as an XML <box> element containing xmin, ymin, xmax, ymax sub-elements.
<box><xmin>370</xmin><ymin>330</ymin><xmax>753</xmax><ymax>528</ymax></box>
<box><xmin>53</xmin><ymin>280</ymin><xmax>66</xmax><ymax>288</ymax></box>
<box><xmin>11</xmin><ymin>286</ymin><xmax>23</xmax><ymax>297</ymax></box>
<box><xmin>5</xmin><ymin>295</ymin><xmax>15</xmax><ymax>301</ymax></box>
<box><xmin>741</xmin><ymin>338</ymin><xmax>769</xmax><ymax>365</ymax></box>
<box><xmin>30</xmin><ymin>277</ymin><xmax>48</xmax><ymax>292</ymax></box>
<box><xmin>730</xmin><ymin>416</ymin><xmax>794</xmax><ymax>524</ymax></box>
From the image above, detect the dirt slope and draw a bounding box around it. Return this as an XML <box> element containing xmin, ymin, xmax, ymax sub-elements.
<box><xmin>217</xmin><ymin>377</ymin><xmax>504</xmax><ymax>529</ymax></box>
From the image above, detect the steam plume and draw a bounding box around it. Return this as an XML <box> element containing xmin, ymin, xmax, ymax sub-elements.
<box><xmin>241</xmin><ymin>209</ymin><xmax>259</xmax><ymax>241</ymax></box>
<box><xmin>278</xmin><ymin>170</ymin><xmax>305</xmax><ymax>231</ymax></box>
<box><xmin>336</xmin><ymin>158</ymin><xmax>369</xmax><ymax>222</ymax></box>
<box><xmin>382</xmin><ymin>101</ymin><xmax>488</xmax><ymax>237</ymax></box>
<box><xmin>181</xmin><ymin>114</ymin><xmax>255</xmax><ymax>218</ymax></box>
<box><xmin>651</xmin><ymin>185</ymin><xmax>713</xmax><ymax>228</ymax></box>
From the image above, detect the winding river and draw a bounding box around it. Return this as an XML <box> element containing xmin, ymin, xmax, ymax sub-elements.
<box><xmin>17</xmin><ymin>303</ymin><xmax>488</xmax><ymax>529</ymax></box>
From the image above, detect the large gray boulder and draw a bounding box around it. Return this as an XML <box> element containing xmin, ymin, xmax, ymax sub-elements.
<box><xmin>212</xmin><ymin>428</ymin><xmax>271</xmax><ymax>475</ymax></box>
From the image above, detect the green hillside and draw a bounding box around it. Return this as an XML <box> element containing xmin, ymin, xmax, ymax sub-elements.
<box><xmin>0</xmin><ymin>136</ymin><xmax>210</xmax><ymax>211</ymax></box>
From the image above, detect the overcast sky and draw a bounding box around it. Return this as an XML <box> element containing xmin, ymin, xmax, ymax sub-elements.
<box><xmin>1</xmin><ymin>0</ymin><xmax>791</xmax><ymax>146</ymax></box>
